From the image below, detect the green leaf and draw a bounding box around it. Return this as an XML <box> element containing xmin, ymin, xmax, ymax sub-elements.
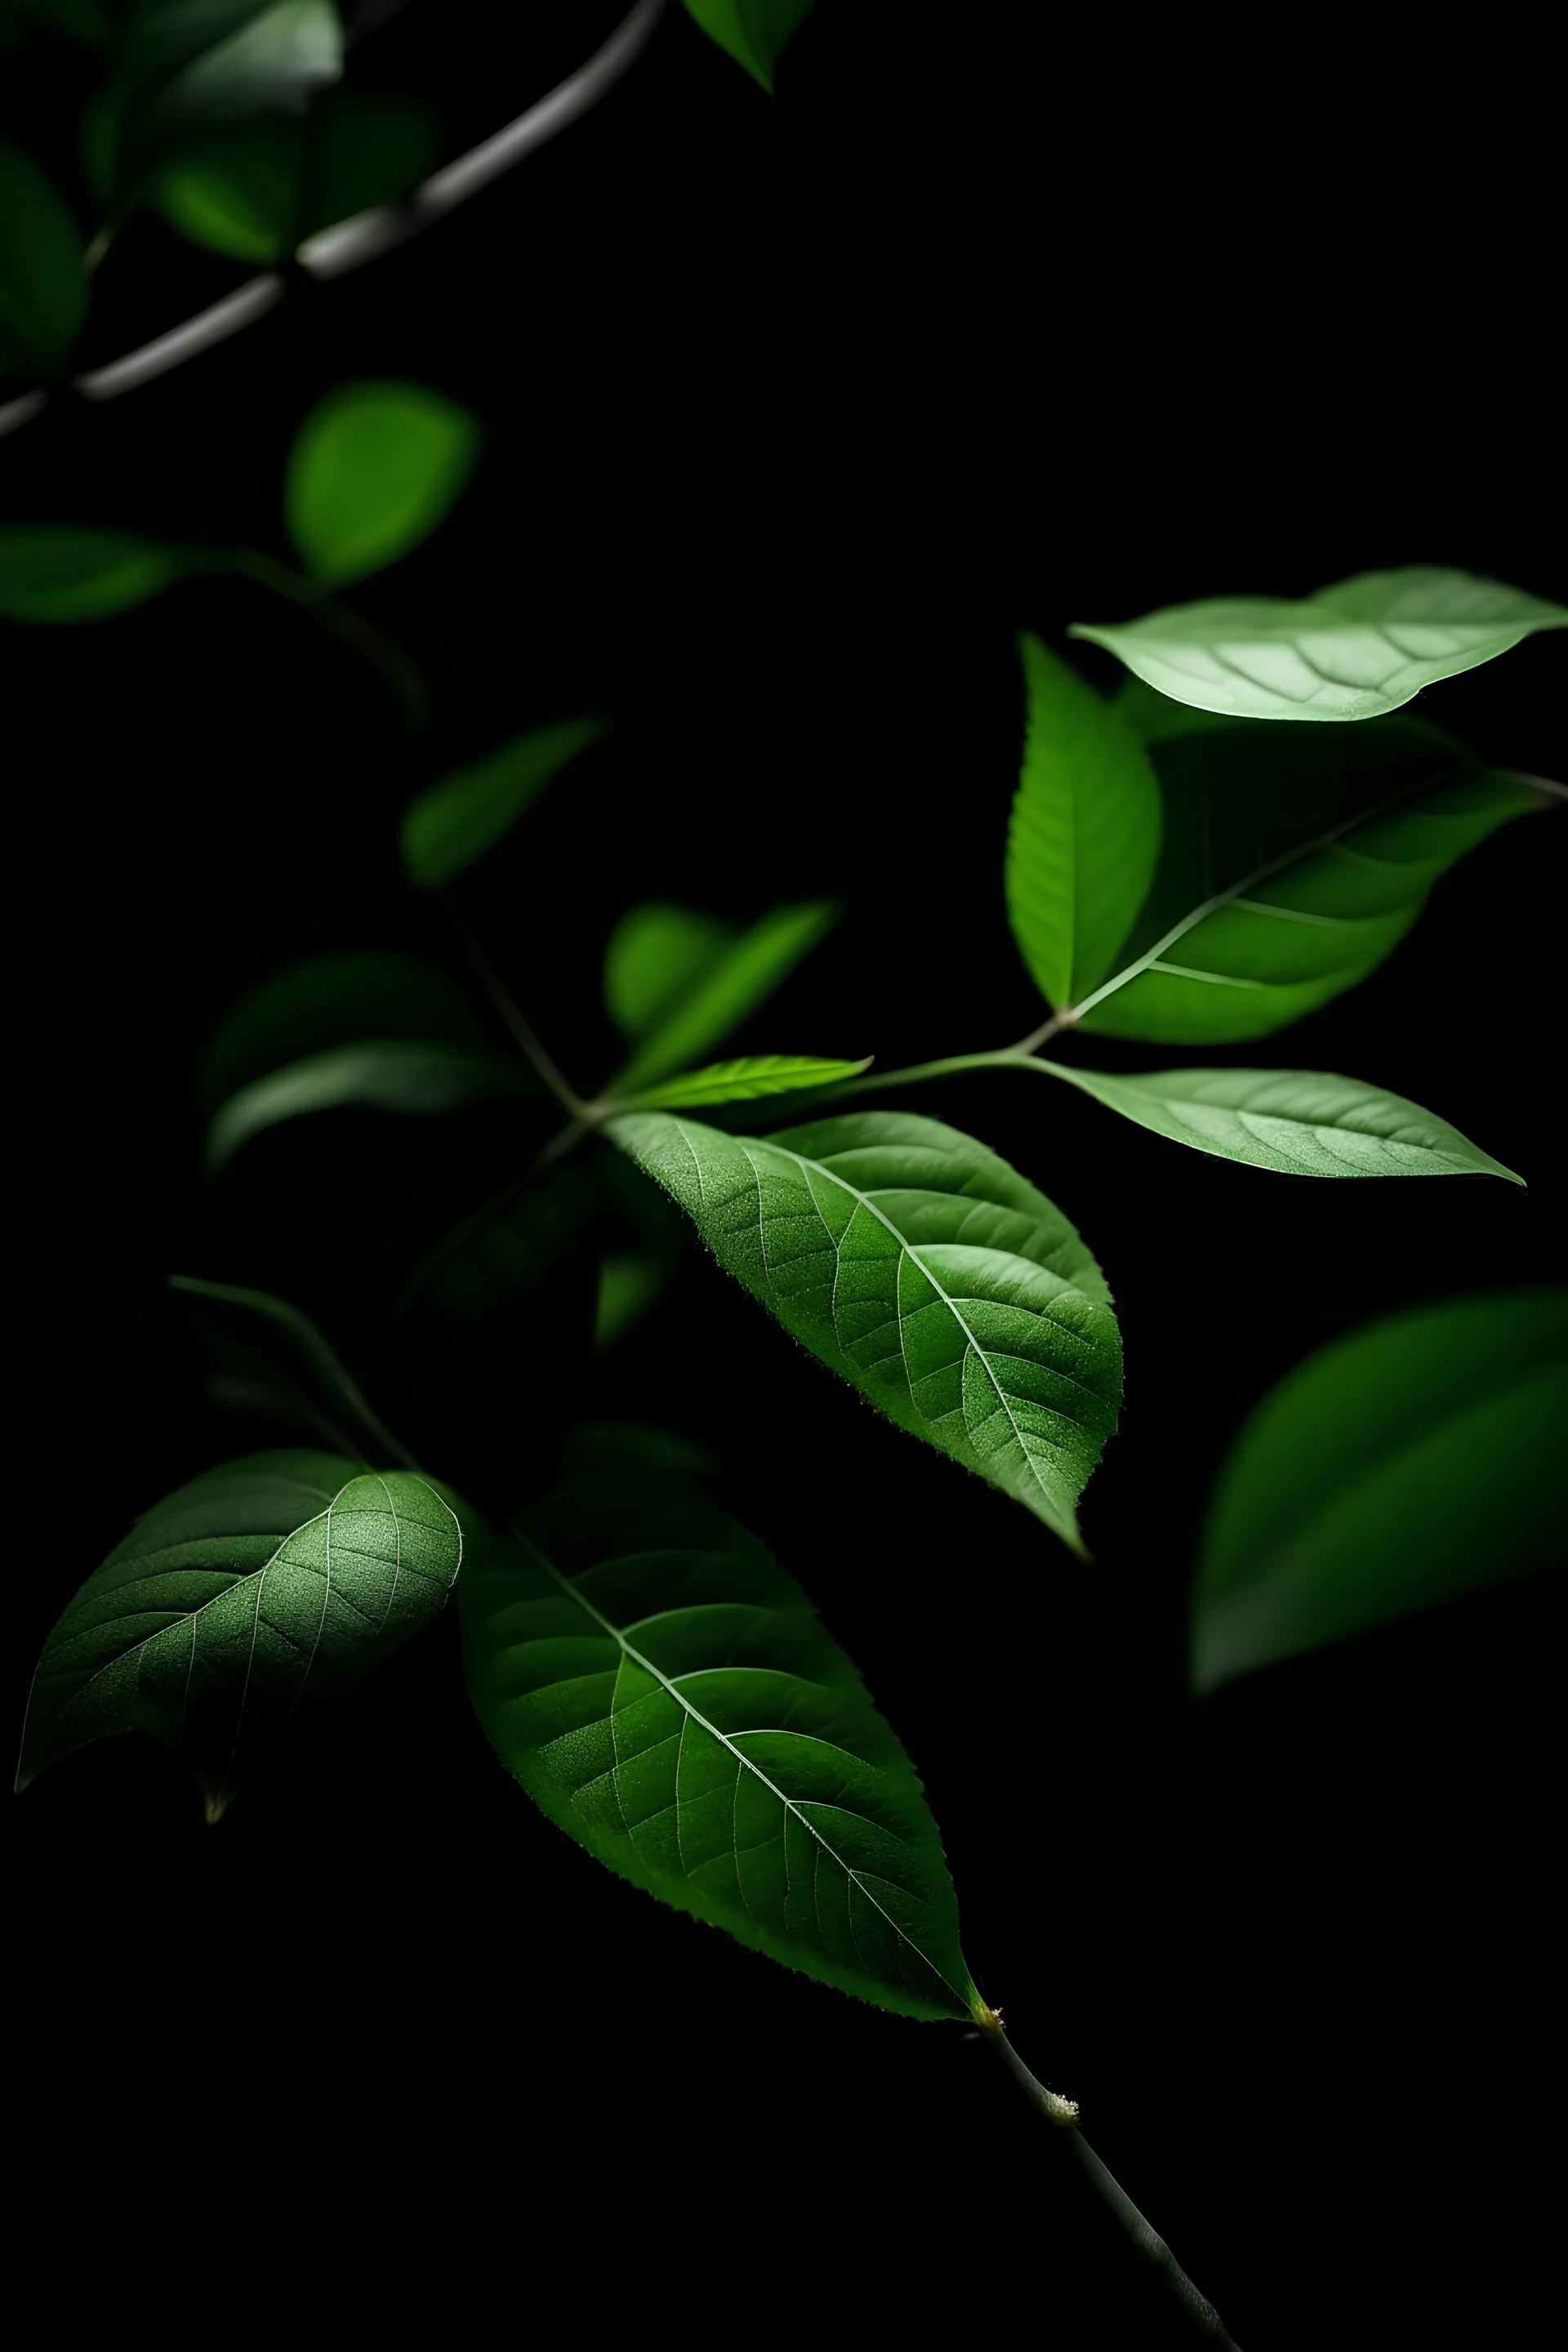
<box><xmin>17</xmin><ymin>1450</ymin><xmax>463</xmax><ymax>1812</ymax></box>
<box><xmin>1037</xmin><ymin>1064</ymin><xmax>1521</xmax><ymax>1183</ymax></box>
<box><xmin>0</xmin><ymin>143</ymin><xmax>87</xmax><ymax>376</ymax></box>
<box><xmin>461</xmin><ymin>1465</ymin><xmax>982</xmax><ymax>2020</ymax></box>
<box><xmin>1006</xmin><ymin>634</ymin><xmax>1163</xmax><ymax>1013</ymax></box>
<box><xmin>609</xmin><ymin>1108</ymin><xmax>1120</xmax><ymax>1553</ymax></box>
<box><xmin>284</xmin><ymin>381</ymin><xmax>482</xmax><ymax>589</ymax></box>
<box><xmin>201</xmin><ymin>949</ymin><xmax>482</xmax><ymax>1103</ymax></box>
<box><xmin>606</xmin><ymin>901</ymin><xmax>840</xmax><ymax>1090</ymax></box>
<box><xmin>207</xmin><ymin>1040</ymin><xmax>522</xmax><ymax>1171</ymax></box>
<box><xmin>0</xmin><ymin>526</ymin><xmax>185</xmax><ymax>621</ymax></box>
<box><xmin>304</xmin><ymin>91</ymin><xmax>435</xmax><ymax>235</ymax></box>
<box><xmin>612</xmin><ymin>1054</ymin><xmax>871</xmax><ymax>1111</ymax></box>
<box><xmin>169</xmin><ymin>1275</ymin><xmax>415</xmax><ymax>1464</ymax></box>
<box><xmin>105</xmin><ymin>0</ymin><xmax>342</xmax><ymax>189</ymax></box>
<box><xmin>595</xmin><ymin>1253</ymin><xmax>671</xmax><ymax>1348</ymax></box>
<box><xmin>1071</xmin><ymin>568</ymin><xmax>1568</xmax><ymax>724</ymax></box>
<box><xmin>683</xmin><ymin>0</ymin><xmax>814</xmax><ymax>90</ymax></box>
<box><xmin>151</xmin><ymin>115</ymin><xmax>304</xmax><ymax>260</ymax></box>
<box><xmin>401</xmin><ymin>717</ymin><xmax>607</xmax><ymax>889</ymax></box>
<box><xmin>1071</xmin><ymin>721</ymin><xmax>1544</xmax><ymax>1043</ymax></box>
<box><xmin>1192</xmin><ymin>1294</ymin><xmax>1568</xmax><ymax>1694</ymax></box>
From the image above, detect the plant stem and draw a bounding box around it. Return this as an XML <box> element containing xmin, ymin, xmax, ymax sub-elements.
<box><xmin>979</xmin><ymin>2023</ymin><xmax>1241</xmax><ymax>2348</ymax></box>
<box><xmin>211</xmin><ymin>550</ymin><xmax>429</xmax><ymax>721</ymax></box>
<box><xmin>452</xmin><ymin>924</ymin><xmax>588</xmax><ymax>1120</ymax></box>
<box><xmin>1008</xmin><ymin>1009</ymin><xmax>1073</xmax><ymax>1054</ymax></box>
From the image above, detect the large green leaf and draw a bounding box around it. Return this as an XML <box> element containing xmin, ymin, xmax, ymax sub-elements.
<box><xmin>610</xmin><ymin>1054</ymin><xmax>871</xmax><ymax>1111</ymax></box>
<box><xmin>0</xmin><ymin>144</ymin><xmax>87</xmax><ymax>377</ymax></box>
<box><xmin>1036</xmin><ymin>1064</ymin><xmax>1521</xmax><ymax>1183</ymax></box>
<box><xmin>461</xmin><ymin>1467</ymin><xmax>981</xmax><ymax>2020</ymax></box>
<box><xmin>17</xmin><ymin>1450</ymin><xmax>463</xmax><ymax>1814</ymax></box>
<box><xmin>683</xmin><ymin>0</ymin><xmax>814</xmax><ymax>90</ymax></box>
<box><xmin>606</xmin><ymin>900</ymin><xmax>839</xmax><ymax>1090</ymax></box>
<box><xmin>200</xmin><ymin>949</ymin><xmax>482</xmax><ymax>1105</ymax></box>
<box><xmin>609</xmin><ymin>1109</ymin><xmax>1120</xmax><ymax>1552</ymax></box>
<box><xmin>206</xmin><ymin>1040</ymin><xmax>522</xmax><ymax>1170</ymax></box>
<box><xmin>1071</xmin><ymin>568</ymin><xmax>1568</xmax><ymax>724</ymax></box>
<box><xmin>1192</xmin><ymin>1294</ymin><xmax>1568</xmax><ymax>1694</ymax></box>
<box><xmin>0</xmin><ymin>526</ymin><xmax>184</xmax><ymax>621</ymax></box>
<box><xmin>401</xmin><ymin>717</ymin><xmax>607</xmax><ymax>889</ymax></box>
<box><xmin>1006</xmin><ymin>635</ymin><xmax>1162</xmax><ymax>1012</ymax></box>
<box><xmin>1068</xmin><ymin>719</ymin><xmax>1543</xmax><ymax>1042</ymax></box>
<box><xmin>284</xmin><ymin>381</ymin><xmax>482</xmax><ymax>589</ymax></box>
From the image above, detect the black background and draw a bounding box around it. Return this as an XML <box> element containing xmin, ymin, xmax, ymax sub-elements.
<box><xmin>7</xmin><ymin>6</ymin><xmax>1564</xmax><ymax>2343</ymax></box>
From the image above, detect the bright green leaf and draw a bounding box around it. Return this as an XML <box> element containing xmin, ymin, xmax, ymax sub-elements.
<box><xmin>683</xmin><ymin>0</ymin><xmax>814</xmax><ymax>90</ymax></box>
<box><xmin>1071</xmin><ymin>568</ymin><xmax>1568</xmax><ymax>724</ymax></box>
<box><xmin>169</xmin><ymin>1275</ymin><xmax>415</xmax><ymax>1465</ymax></box>
<box><xmin>207</xmin><ymin>1040</ymin><xmax>522</xmax><ymax>1171</ymax></box>
<box><xmin>612</xmin><ymin>1054</ymin><xmax>871</xmax><ymax>1111</ymax></box>
<box><xmin>1192</xmin><ymin>1294</ymin><xmax>1568</xmax><ymax>1694</ymax></box>
<box><xmin>401</xmin><ymin>717</ymin><xmax>607</xmax><ymax>889</ymax></box>
<box><xmin>1037</xmin><ymin>1064</ymin><xmax>1521</xmax><ymax>1183</ymax></box>
<box><xmin>0</xmin><ymin>526</ymin><xmax>185</xmax><ymax>621</ymax></box>
<box><xmin>609</xmin><ymin>1108</ymin><xmax>1120</xmax><ymax>1554</ymax></box>
<box><xmin>16</xmin><ymin>1450</ymin><xmax>463</xmax><ymax>1813</ymax></box>
<box><xmin>606</xmin><ymin>901</ymin><xmax>840</xmax><ymax>1090</ymax></box>
<box><xmin>284</xmin><ymin>380</ymin><xmax>482</xmax><ymax>589</ymax></box>
<box><xmin>461</xmin><ymin>1464</ymin><xmax>982</xmax><ymax>2020</ymax></box>
<box><xmin>0</xmin><ymin>143</ymin><xmax>87</xmax><ymax>376</ymax></box>
<box><xmin>1071</xmin><ymin>721</ymin><xmax>1544</xmax><ymax>1043</ymax></box>
<box><xmin>1007</xmin><ymin>634</ymin><xmax>1163</xmax><ymax>1013</ymax></box>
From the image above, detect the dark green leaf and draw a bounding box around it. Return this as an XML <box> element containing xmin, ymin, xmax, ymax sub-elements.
<box><xmin>1072</xmin><ymin>568</ymin><xmax>1568</xmax><ymax>723</ymax></box>
<box><xmin>201</xmin><ymin>949</ymin><xmax>482</xmax><ymax>1103</ymax></box>
<box><xmin>606</xmin><ymin>900</ymin><xmax>840</xmax><ymax>1089</ymax></box>
<box><xmin>609</xmin><ymin>1108</ymin><xmax>1120</xmax><ymax>1553</ymax></box>
<box><xmin>401</xmin><ymin>717</ymin><xmax>607</xmax><ymax>889</ymax></box>
<box><xmin>1192</xmin><ymin>1294</ymin><xmax>1568</xmax><ymax>1693</ymax></box>
<box><xmin>151</xmin><ymin>114</ymin><xmax>304</xmax><ymax>259</ymax></box>
<box><xmin>595</xmin><ymin>1252</ymin><xmax>671</xmax><ymax>1347</ymax></box>
<box><xmin>612</xmin><ymin>1054</ymin><xmax>871</xmax><ymax>1111</ymax></box>
<box><xmin>17</xmin><ymin>1450</ymin><xmax>463</xmax><ymax>1813</ymax></box>
<box><xmin>169</xmin><ymin>1275</ymin><xmax>415</xmax><ymax>1464</ymax></box>
<box><xmin>0</xmin><ymin>1</ymin><xmax>113</xmax><ymax>43</ymax></box>
<box><xmin>461</xmin><ymin>1466</ymin><xmax>982</xmax><ymax>2020</ymax></box>
<box><xmin>304</xmin><ymin>90</ymin><xmax>435</xmax><ymax>234</ymax></box>
<box><xmin>683</xmin><ymin>0</ymin><xmax>814</xmax><ymax>90</ymax></box>
<box><xmin>103</xmin><ymin>0</ymin><xmax>342</xmax><ymax>189</ymax></box>
<box><xmin>206</xmin><ymin>1040</ymin><xmax>522</xmax><ymax>1170</ymax></box>
<box><xmin>1007</xmin><ymin>635</ymin><xmax>1162</xmax><ymax>1013</ymax></box>
<box><xmin>284</xmin><ymin>380</ymin><xmax>482</xmax><ymax>588</ymax></box>
<box><xmin>0</xmin><ymin>526</ymin><xmax>185</xmax><ymax>621</ymax></box>
<box><xmin>1037</xmin><ymin>1064</ymin><xmax>1521</xmax><ymax>1183</ymax></box>
<box><xmin>0</xmin><ymin>143</ymin><xmax>87</xmax><ymax>375</ymax></box>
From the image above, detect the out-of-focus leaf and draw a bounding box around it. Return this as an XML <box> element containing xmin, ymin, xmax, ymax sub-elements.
<box><xmin>169</xmin><ymin>1274</ymin><xmax>414</xmax><ymax>1465</ymax></box>
<box><xmin>102</xmin><ymin>0</ymin><xmax>342</xmax><ymax>190</ymax></box>
<box><xmin>611</xmin><ymin>1054</ymin><xmax>870</xmax><ymax>1111</ymax></box>
<box><xmin>207</xmin><ymin>1040</ymin><xmax>522</xmax><ymax>1171</ymax></box>
<box><xmin>1</xmin><ymin>0</ymin><xmax>112</xmax><ymax>42</ymax></box>
<box><xmin>150</xmin><ymin>91</ymin><xmax>435</xmax><ymax>261</ymax></box>
<box><xmin>683</xmin><ymin>0</ymin><xmax>813</xmax><ymax>90</ymax></box>
<box><xmin>199</xmin><ymin>949</ymin><xmax>482</xmax><ymax>1105</ymax></box>
<box><xmin>605</xmin><ymin>901</ymin><xmax>840</xmax><ymax>1090</ymax></box>
<box><xmin>401</xmin><ymin>717</ymin><xmax>607</xmax><ymax>889</ymax></box>
<box><xmin>305</xmin><ymin>89</ymin><xmax>434</xmax><ymax>233</ymax></box>
<box><xmin>1192</xmin><ymin>1293</ymin><xmax>1568</xmax><ymax>1693</ymax></box>
<box><xmin>0</xmin><ymin>526</ymin><xmax>185</xmax><ymax>621</ymax></box>
<box><xmin>0</xmin><ymin>143</ymin><xmax>87</xmax><ymax>376</ymax></box>
<box><xmin>284</xmin><ymin>379</ymin><xmax>482</xmax><ymax>588</ymax></box>
<box><xmin>595</xmin><ymin>1253</ymin><xmax>671</xmax><ymax>1348</ymax></box>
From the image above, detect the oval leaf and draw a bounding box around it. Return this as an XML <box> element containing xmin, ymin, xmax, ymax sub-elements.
<box><xmin>206</xmin><ymin>1040</ymin><xmax>522</xmax><ymax>1170</ymax></box>
<box><xmin>606</xmin><ymin>900</ymin><xmax>840</xmax><ymax>1090</ymax></box>
<box><xmin>461</xmin><ymin>1466</ymin><xmax>982</xmax><ymax>2020</ymax></box>
<box><xmin>1192</xmin><ymin>1294</ymin><xmax>1568</xmax><ymax>1693</ymax></box>
<box><xmin>284</xmin><ymin>380</ymin><xmax>482</xmax><ymax>589</ymax></box>
<box><xmin>16</xmin><ymin>1451</ymin><xmax>463</xmax><ymax>1813</ymax></box>
<box><xmin>609</xmin><ymin>1108</ymin><xmax>1120</xmax><ymax>1553</ymax></box>
<box><xmin>303</xmin><ymin>90</ymin><xmax>436</xmax><ymax>236</ymax></box>
<box><xmin>0</xmin><ymin>525</ymin><xmax>184</xmax><ymax>621</ymax></box>
<box><xmin>1037</xmin><ymin>1064</ymin><xmax>1521</xmax><ymax>1183</ymax></box>
<box><xmin>401</xmin><ymin>717</ymin><xmax>607</xmax><ymax>889</ymax></box>
<box><xmin>1007</xmin><ymin>634</ymin><xmax>1162</xmax><ymax>1012</ymax></box>
<box><xmin>683</xmin><ymin>0</ymin><xmax>815</xmax><ymax>91</ymax></box>
<box><xmin>613</xmin><ymin>1053</ymin><xmax>871</xmax><ymax>1111</ymax></box>
<box><xmin>0</xmin><ymin>142</ymin><xmax>87</xmax><ymax>376</ymax></box>
<box><xmin>1071</xmin><ymin>568</ymin><xmax>1568</xmax><ymax>724</ymax></box>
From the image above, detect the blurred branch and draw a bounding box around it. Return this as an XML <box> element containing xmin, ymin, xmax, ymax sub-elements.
<box><xmin>0</xmin><ymin>0</ymin><xmax>667</xmax><ymax>443</ymax></box>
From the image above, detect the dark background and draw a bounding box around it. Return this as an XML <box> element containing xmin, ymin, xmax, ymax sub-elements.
<box><xmin>7</xmin><ymin>6</ymin><xmax>1563</xmax><ymax>2342</ymax></box>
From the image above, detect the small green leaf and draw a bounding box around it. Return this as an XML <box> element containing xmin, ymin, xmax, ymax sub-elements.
<box><xmin>1038</xmin><ymin>1064</ymin><xmax>1521</xmax><ymax>1183</ymax></box>
<box><xmin>152</xmin><ymin>115</ymin><xmax>304</xmax><ymax>260</ymax></box>
<box><xmin>1007</xmin><ymin>635</ymin><xmax>1163</xmax><ymax>1013</ymax></box>
<box><xmin>17</xmin><ymin>1450</ymin><xmax>463</xmax><ymax>1812</ymax></box>
<box><xmin>606</xmin><ymin>901</ymin><xmax>839</xmax><ymax>1089</ymax></box>
<box><xmin>595</xmin><ymin>1253</ymin><xmax>670</xmax><ymax>1348</ymax></box>
<box><xmin>207</xmin><ymin>1040</ymin><xmax>522</xmax><ymax>1171</ymax></box>
<box><xmin>1072</xmin><ymin>568</ymin><xmax>1568</xmax><ymax>724</ymax></box>
<box><xmin>200</xmin><ymin>949</ymin><xmax>482</xmax><ymax>1105</ymax></box>
<box><xmin>683</xmin><ymin>0</ymin><xmax>814</xmax><ymax>90</ymax></box>
<box><xmin>169</xmin><ymin>1275</ymin><xmax>415</xmax><ymax>1466</ymax></box>
<box><xmin>401</xmin><ymin>717</ymin><xmax>607</xmax><ymax>889</ymax></box>
<box><xmin>0</xmin><ymin>143</ymin><xmax>87</xmax><ymax>376</ymax></box>
<box><xmin>610</xmin><ymin>1108</ymin><xmax>1120</xmax><ymax>1553</ymax></box>
<box><xmin>0</xmin><ymin>526</ymin><xmax>185</xmax><ymax>621</ymax></box>
<box><xmin>1192</xmin><ymin>1294</ymin><xmax>1568</xmax><ymax>1693</ymax></box>
<box><xmin>612</xmin><ymin>1054</ymin><xmax>871</xmax><ymax>1111</ymax></box>
<box><xmin>284</xmin><ymin>381</ymin><xmax>482</xmax><ymax>589</ymax></box>
<box><xmin>461</xmin><ymin>1464</ymin><xmax>982</xmax><ymax>2020</ymax></box>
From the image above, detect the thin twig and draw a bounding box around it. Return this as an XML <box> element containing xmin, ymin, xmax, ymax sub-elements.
<box><xmin>451</xmin><ymin>922</ymin><xmax>586</xmax><ymax>1118</ymax></box>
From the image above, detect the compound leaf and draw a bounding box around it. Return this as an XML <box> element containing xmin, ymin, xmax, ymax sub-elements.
<box><xmin>285</xmin><ymin>380</ymin><xmax>482</xmax><ymax>588</ymax></box>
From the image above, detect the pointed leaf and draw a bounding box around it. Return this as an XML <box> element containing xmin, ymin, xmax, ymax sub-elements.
<box><xmin>606</xmin><ymin>900</ymin><xmax>839</xmax><ymax>1089</ymax></box>
<box><xmin>613</xmin><ymin>1054</ymin><xmax>871</xmax><ymax>1111</ymax></box>
<box><xmin>0</xmin><ymin>143</ymin><xmax>87</xmax><ymax>376</ymax></box>
<box><xmin>206</xmin><ymin>1040</ymin><xmax>522</xmax><ymax>1170</ymax></box>
<box><xmin>17</xmin><ymin>1450</ymin><xmax>463</xmax><ymax>1811</ymax></box>
<box><xmin>401</xmin><ymin>717</ymin><xmax>607</xmax><ymax>889</ymax></box>
<box><xmin>1072</xmin><ymin>568</ymin><xmax>1568</xmax><ymax>724</ymax></box>
<box><xmin>683</xmin><ymin>0</ymin><xmax>815</xmax><ymax>91</ymax></box>
<box><xmin>151</xmin><ymin>114</ymin><xmax>304</xmax><ymax>259</ymax></box>
<box><xmin>1037</xmin><ymin>1065</ymin><xmax>1522</xmax><ymax>1183</ymax></box>
<box><xmin>1192</xmin><ymin>1294</ymin><xmax>1568</xmax><ymax>1694</ymax></box>
<box><xmin>284</xmin><ymin>380</ymin><xmax>482</xmax><ymax>589</ymax></box>
<box><xmin>0</xmin><ymin>526</ymin><xmax>185</xmax><ymax>621</ymax></box>
<box><xmin>461</xmin><ymin>1466</ymin><xmax>982</xmax><ymax>2020</ymax></box>
<box><xmin>609</xmin><ymin>1108</ymin><xmax>1120</xmax><ymax>1552</ymax></box>
<box><xmin>200</xmin><ymin>949</ymin><xmax>483</xmax><ymax>1104</ymax></box>
<box><xmin>1006</xmin><ymin>635</ymin><xmax>1162</xmax><ymax>1011</ymax></box>
<box><xmin>595</xmin><ymin>1252</ymin><xmax>671</xmax><ymax>1347</ymax></box>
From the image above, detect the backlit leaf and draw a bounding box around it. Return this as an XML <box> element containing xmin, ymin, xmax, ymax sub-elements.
<box><xmin>285</xmin><ymin>380</ymin><xmax>482</xmax><ymax>589</ymax></box>
<box><xmin>401</xmin><ymin>717</ymin><xmax>607</xmax><ymax>889</ymax></box>
<box><xmin>683</xmin><ymin>0</ymin><xmax>814</xmax><ymax>91</ymax></box>
<box><xmin>612</xmin><ymin>1054</ymin><xmax>871</xmax><ymax>1111</ymax></box>
<box><xmin>606</xmin><ymin>900</ymin><xmax>839</xmax><ymax>1089</ymax></box>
